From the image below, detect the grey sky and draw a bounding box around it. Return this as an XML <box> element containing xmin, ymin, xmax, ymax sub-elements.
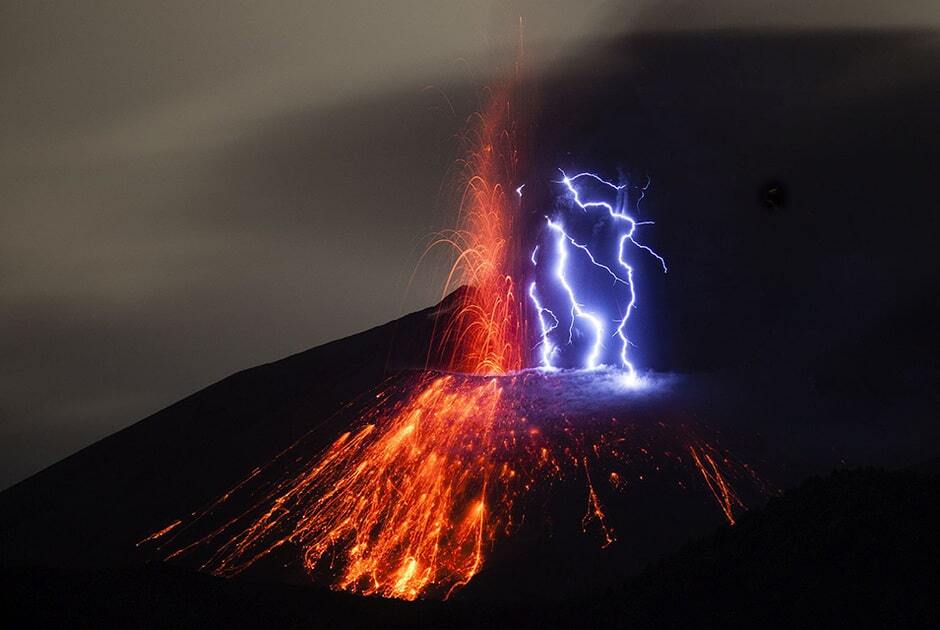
<box><xmin>2</xmin><ymin>1</ymin><xmax>938</xmax><ymax>489</ymax></box>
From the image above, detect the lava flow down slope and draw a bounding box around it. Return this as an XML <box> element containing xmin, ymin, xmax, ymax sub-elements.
<box><xmin>137</xmin><ymin>369</ymin><xmax>764</xmax><ymax>601</ymax></box>
<box><xmin>3</xmin><ymin>26</ymin><xmax>940</xmax><ymax>627</ymax></box>
<box><xmin>128</xmin><ymin>65</ymin><xmax>766</xmax><ymax>602</ymax></box>
<box><xmin>0</xmin><ymin>55</ymin><xmax>767</xmax><ymax>603</ymax></box>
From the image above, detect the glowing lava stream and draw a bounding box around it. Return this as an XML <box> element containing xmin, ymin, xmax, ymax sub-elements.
<box><xmin>202</xmin><ymin>376</ymin><xmax>506</xmax><ymax>600</ymax></box>
<box><xmin>143</xmin><ymin>372</ymin><xmax>756</xmax><ymax>600</ymax></box>
<box><xmin>419</xmin><ymin>78</ymin><xmax>525</xmax><ymax>376</ymax></box>
<box><xmin>140</xmin><ymin>50</ymin><xmax>759</xmax><ymax>600</ymax></box>
<box><xmin>146</xmin><ymin>75</ymin><xmax>535</xmax><ymax>600</ymax></box>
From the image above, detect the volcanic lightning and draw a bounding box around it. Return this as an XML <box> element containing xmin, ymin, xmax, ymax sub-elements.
<box><xmin>139</xmin><ymin>40</ymin><xmax>763</xmax><ymax>602</ymax></box>
<box><xmin>528</xmin><ymin>170</ymin><xmax>667</xmax><ymax>379</ymax></box>
<box><xmin>546</xmin><ymin>217</ymin><xmax>607</xmax><ymax>369</ymax></box>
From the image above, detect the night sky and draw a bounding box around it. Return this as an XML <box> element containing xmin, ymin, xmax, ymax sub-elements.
<box><xmin>2</xmin><ymin>1</ymin><xmax>939</xmax><ymax>489</ymax></box>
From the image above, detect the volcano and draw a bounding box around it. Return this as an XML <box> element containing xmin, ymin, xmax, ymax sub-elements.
<box><xmin>0</xmin><ymin>288</ymin><xmax>757</xmax><ymax>595</ymax></box>
<box><xmin>3</xmin><ymin>284</ymin><xmax>940</xmax><ymax>627</ymax></box>
<box><xmin>5</xmin><ymin>27</ymin><xmax>940</xmax><ymax>629</ymax></box>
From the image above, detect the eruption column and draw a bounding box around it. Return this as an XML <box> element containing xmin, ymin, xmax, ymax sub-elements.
<box><xmin>140</xmin><ymin>59</ymin><xmax>758</xmax><ymax>601</ymax></box>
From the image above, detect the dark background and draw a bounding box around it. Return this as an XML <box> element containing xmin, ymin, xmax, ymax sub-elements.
<box><xmin>3</xmin><ymin>1</ymin><xmax>939</xmax><ymax>490</ymax></box>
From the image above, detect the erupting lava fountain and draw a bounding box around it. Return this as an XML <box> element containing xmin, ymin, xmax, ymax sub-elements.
<box><xmin>139</xmin><ymin>52</ymin><xmax>765</xmax><ymax>601</ymax></box>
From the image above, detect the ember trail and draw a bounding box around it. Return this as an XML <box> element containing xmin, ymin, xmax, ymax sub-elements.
<box><xmin>144</xmin><ymin>76</ymin><xmax>534</xmax><ymax>600</ymax></box>
<box><xmin>141</xmin><ymin>372</ymin><xmax>755</xmax><ymax>600</ymax></box>
<box><xmin>140</xmin><ymin>60</ymin><xmax>759</xmax><ymax>601</ymax></box>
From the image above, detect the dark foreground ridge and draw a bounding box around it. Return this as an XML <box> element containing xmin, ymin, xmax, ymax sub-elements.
<box><xmin>3</xmin><ymin>467</ymin><xmax>938</xmax><ymax>628</ymax></box>
<box><xmin>595</xmin><ymin>466</ymin><xmax>940</xmax><ymax>628</ymax></box>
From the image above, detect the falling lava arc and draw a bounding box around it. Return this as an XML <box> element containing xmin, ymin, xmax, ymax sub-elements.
<box><xmin>142</xmin><ymin>73</ymin><xmax>535</xmax><ymax>600</ymax></box>
<box><xmin>139</xmin><ymin>65</ymin><xmax>763</xmax><ymax>601</ymax></box>
<box><xmin>420</xmin><ymin>77</ymin><xmax>527</xmax><ymax>376</ymax></box>
<box><xmin>139</xmin><ymin>371</ymin><xmax>760</xmax><ymax>600</ymax></box>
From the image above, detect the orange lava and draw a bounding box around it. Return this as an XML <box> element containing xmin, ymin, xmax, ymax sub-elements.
<box><xmin>140</xmin><ymin>41</ymin><xmax>762</xmax><ymax>600</ymax></box>
<box><xmin>136</xmin><ymin>519</ymin><xmax>181</xmax><ymax>546</ymax></box>
<box><xmin>424</xmin><ymin>81</ymin><xmax>526</xmax><ymax>375</ymax></box>
<box><xmin>144</xmin><ymin>373</ymin><xmax>758</xmax><ymax>600</ymax></box>
<box><xmin>201</xmin><ymin>376</ymin><xmax>507</xmax><ymax>599</ymax></box>
<box><xmin>145</xmin><ymin>71</ymin><xmax>535</xmax><ymax>600</ymax></box>
<box><xmin>688</xmin><ymin>444</ymin><xmax>743</xmax><ymax>526</ymax></box>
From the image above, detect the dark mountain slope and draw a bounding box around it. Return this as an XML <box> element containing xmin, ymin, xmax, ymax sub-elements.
<box><xmin>3</xmin><ymin>467</ymin><xmax>937</xmax><ymax>629</ymax></box>
<box><xmin>0</xmin><ymin>289</ymin><xmax>466</xmax><ymax>568</ymax></box>
<box><xmin>597</xmin><ymin>467</ymin><xmax>940</xmax><ymax>628</ymax></box>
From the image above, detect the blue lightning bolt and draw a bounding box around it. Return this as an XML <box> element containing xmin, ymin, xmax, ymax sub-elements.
<box><xmin>546</xmin><ymin>218</ymin><xmax>606</xmax><ymax>369</ymax></box>
<box><xmin>559</xmin><ymin>170</ymin><xmax>668</xmax><ymax>274</ymax></box>
<box><xmin>613</xmin><ymin>232</ymin><xmax>639</xmax><ymax>380</ymax></box>
<box><xmin>528</xmin><ymin>169</ymin><xmax>667</xmax><ymax>379</ymax></box>
<box><xmin>554</xmin><ymin>229</ymin><xmax>629</xmax><ymax>286</ymax></box>
<box><xmin>527</xmin><ymin>280</ymin><xmax>559</xmax><ymax>368</ymax></box>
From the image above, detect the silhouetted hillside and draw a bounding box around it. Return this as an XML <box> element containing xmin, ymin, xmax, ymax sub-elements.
<box><xmin>598</xmin><ymin>467</ymin><xmax>940</xmax><ymax>628</ymax></box>
<box><xmin>4</xmin><ymin>467</ymin><xmax>937</xmax><ymax>628</ymax></box>
<box><xmin>0</xmin><ymin>288</ymin><xmax>469</xmax><ymax>568</ymax></box>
